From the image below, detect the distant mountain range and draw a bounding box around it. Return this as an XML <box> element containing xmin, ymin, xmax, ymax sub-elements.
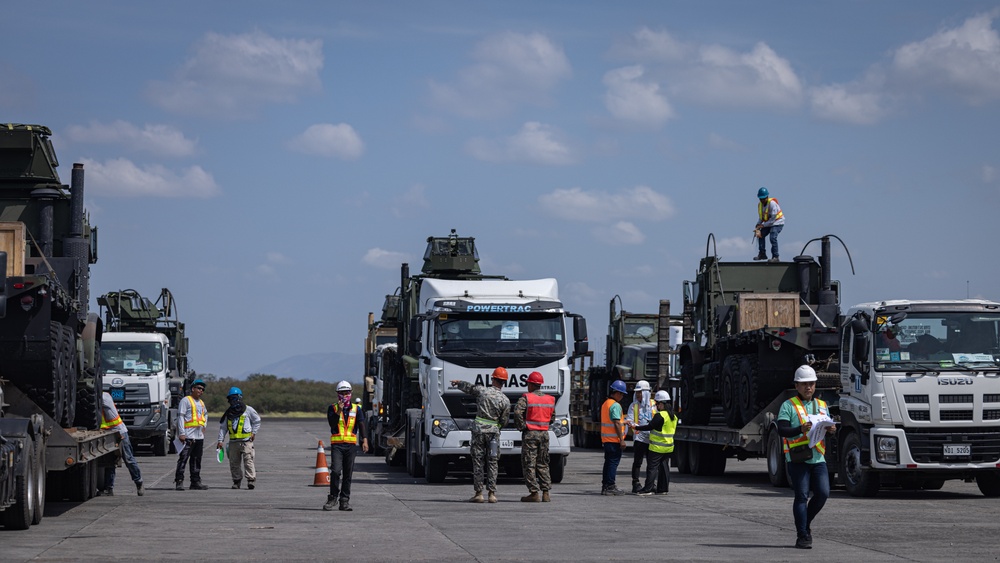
<box><xmin>241</xmin><ymin>352</ymin><xmax>363</xmax><ymax>383</ymax></box>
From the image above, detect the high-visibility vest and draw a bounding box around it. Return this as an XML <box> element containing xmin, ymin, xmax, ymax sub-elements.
<box><xmin>101</xmin><ymin>407</ymin><xmax>123</xmax><ymax>430</ymax></box>
<box><xmin>600</xmin><ymin>398</ymin><xmax>621</xmax><ymax>443</ymax></box>
<box><xmin>649</xmin><ymin>412</ymin><xmax>678</xmax><ymax>454</ymax></box>
<box><xmin>330</xmin><ymin>403</ymin><xmax>360</xmax><ymax>444</ymax></box>
<box><xmin>632</xmin><ymin>399</ymin><xmax>657</xmax><ymax>425</ymax></box>
<box><xmin>523</xmin><ymin>392</ymin><xmax>555</xmax><ymax>431</ymax></box>
<box><xmin>183</xmin><ymin>396</ymin><xmax>207</xmax><ymax>428</ymax></box>
<box><xmin>758</xmin><ymin>197</ymin><xmax>784</xmax><ymax>223</ymax></box>
<box><xmin>783</xmin><ymin>396</ymin><xmax>827</xmax><ymax>455</ymax></box>
<box><xmin>227</xmin><ymin>414</ymin><xmax>252</xmax><ymax>440</ymax></box>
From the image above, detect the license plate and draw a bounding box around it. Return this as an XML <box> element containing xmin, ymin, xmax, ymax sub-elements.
<box><xmin>943</xmin><ymin>444</ymin><xmax>971</xmax><ymax>456</ymax></box>
<box><xmin>110</xmin><ymin>388</ymin><xmax>125</xmax><ymax>401</ymax></box>
<box><xmin>500</xmin><ymin>440</ymin><xmax>514</xmax><ymax>449</ymax></box>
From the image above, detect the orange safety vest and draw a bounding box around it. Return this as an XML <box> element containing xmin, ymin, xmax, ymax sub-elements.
<box><xmin>330</xmin><ymin>403</ymin><xmax>360</xmax><ymax>444</ymax></box>
<box><xmin>101</xmin><ymin>406</ymin><xmax>123</xmax><ymax>430</ymax></box>
<box><xmin>523</xmin><ymin>392</ymin><xmax>555</xmax><ymax>431</ymax></box>
<box><xmin>600</xmin><ymin>398</ymin><xmax>621</xmax><ymax>443</ymax></box>
<box><xmin>758</xmin><ymin>197</ymin><xmax>784</xmax><ymax>223</ymax></box>
<box><xmin>783</xmin><ymin>396</ymin><xmax>827</xmax><ymax>455</ymax></box>
<box><xmin>183</xmin><ymin>396</ymin><xmax>207</xmax><ymax>428</ymax></box>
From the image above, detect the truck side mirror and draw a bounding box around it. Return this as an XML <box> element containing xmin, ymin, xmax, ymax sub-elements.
<box><xmin>168</xmin><ymin>356</ymin><xmax>177</xmax><ymax>371</ymax></box>
<box><xmin>409</xmin><ymin>317</ymin><xmax>422</xmax><ymax>356</ymax></box>
<box><xmin>853</xmin><ymin>332</ymin><xmax>870</xmax><ymax>379</ymax></box>
<box><xmin>573</xmin><ymin>316</ymin><xmax>587</xmax><ymax>342</ymax></box>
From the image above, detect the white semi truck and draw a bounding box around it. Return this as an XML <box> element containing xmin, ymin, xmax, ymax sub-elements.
<box><xmin>373</xmin><ymin>231</ymin><xmax>588</xmax><ymax>484</ymax></box>
<box><xmin>838</xmin><ymin>299</ymin><xmax>1000</xmax><ymax>497</ymax></box>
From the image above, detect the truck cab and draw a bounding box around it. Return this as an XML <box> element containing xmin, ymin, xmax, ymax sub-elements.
<box><xmin>101</xmin><ymin>332</ymin><xmax>173</xmax><ymax>455</ymax></box>
<box><xmin>839</xmin><ymin>299</ymin><xmax>1000</xmax><ymax>497</ymax></box>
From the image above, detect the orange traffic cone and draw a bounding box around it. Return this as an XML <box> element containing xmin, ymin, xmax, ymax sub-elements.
<box><xmin>312</xmin><ymin>440</ymin><xmax>331</xmax><ymax>486</ymax></box>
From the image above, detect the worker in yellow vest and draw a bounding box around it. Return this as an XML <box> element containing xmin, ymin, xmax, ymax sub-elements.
<box><xmin>175</xmin><ymin>379</ymin><xmax>209</xmax><ymax>490</ymax></box>
<box><xmin>776</xmin><ymin>365</ymin><xmax>836</xmax><ymax>549</ymax></box>
<box><xmin>324</xmin><ymin>381</ymin><xmax>369</xmax><ymax>512</ymax></box>
<box><xmin>754</xmin><ymin>186</ymin><xmax>784</xmax><ymax>262</ymax></box>
<box><xmin>600</xmin><ymin>379</ymin><xmax>628</xmax><ymax>496</ymax></box>
<box><xmin>623</xmin><ymin>380</ymin><xmax>656</xmax><ymax>492</ymax></box>
<box><xmin>634</xmin><ymin>390</ymin><xmax>677</xmax><ymax>496</ymax></box>
<box><xmin>216</xmin><ymin>386</ymin><xmax>262</xmax><ymax>490</ymax></box>
<box><xmin>100</xmin><ymin>391</ymin><xmax>144</xmax><ymax>496</ymax></box>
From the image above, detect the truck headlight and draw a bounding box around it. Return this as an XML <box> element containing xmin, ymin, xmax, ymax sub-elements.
<box><xmin>874</xmin><ymin>435</ymin><xmax>898</xmax><ymax>464</ymax></box>
<box><xmin>148</xmin><ymin>405</ymin><xmax>162</xmax><ymax>425</ymax></box>
<box><xmin>550</xmin><ymin>418</ymin><xmax>570</xmax><ymax>437</ymax></box>
<box><xmin>432</xmin><ymin>418</ymin><xmax>459</xmax><ymax>437</ymax></box>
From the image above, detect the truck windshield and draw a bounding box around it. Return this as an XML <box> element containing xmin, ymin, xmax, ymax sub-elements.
<box><xmin>434</xmin><ymin>313</ymin><xmax>565</xmax><ymax>357</ymax></box>
<box><xmin>874</xmin><ymin>312</ymin><xmax>1000</xmax><ymax>371</ymax></box>
<box><xmin>101</xmin><ymin>342</ymin><xmax>163</xmax><ymax>374</ymax></box>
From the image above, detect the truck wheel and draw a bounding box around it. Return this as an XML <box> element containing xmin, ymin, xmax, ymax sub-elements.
<box><xmin>2</xmin><ymin>436</ymin><xmax>37</xmax><ymax>530</ymax></box>
<box><xmin>721</xmin><ymin>356</ymin><xmax>742</xmax><ymax>428</ymax></box>
<box><xmin>548</xmin><ymin>454</ymin><xmax>565</xmax><ymax>484</ymax></box>
<box><xmin>31</xmin><ymin>434</ymin><xmax>46</xmax><ymax>525</ymax></box>
<box><xmin>841</xmin><ymin>432</ymin><xmax>880</xmax><ymax>497</ymax></box>
<box><xmin>976</xmin><ymin>471</ymin><xmax>1000</xmax><ymax>497</ymax></box>
<box><xmin>60</xmin><ymin>326</ymin><xmax>78</xmax><ymax>428</ymax></box>
<box><xmin>688</xmin><ymin>442</ymin><xmax>702</xmax><ymax>475</ymax></box>
<box><xmin>674</xmin><ymin>442</ymin><xmax>691</xmax><ymax>475</ymax></box>
<box><xmin>766</xmin><ymin>430</ymin><xmax>789</xmax><ymax>487</ymax></box>
<box><xmin>74</xmin><ymin>333</ymin><xmax>102</xmax><ymax>430</ymax></box>
<box><xmin>425</xmin><ymin>455</ymin><xmax>447</xmax><ymax>483</ymax></box>
<box><xmin>702</xmin><ymin>444</ymin><xmax>727</xmax><ymax>476</ymax></box>
<box><xmin>152</xmin><ymin>433</ymin><xmax>168</xmax><ymax>456</ymax></box>
<box><xmin>680</xmin><ymin>359</ymin><xmax>711</xmax><ymax>425</ymax></box>
<box><xmin>737</xmin><ymin>355</ymin><xmax>763</xmax><ymax>427</ymax></box>
<box><xmin>412</xmin><ymin>451</ymin><xmax>425</xmax><ymax>478</ymax></box>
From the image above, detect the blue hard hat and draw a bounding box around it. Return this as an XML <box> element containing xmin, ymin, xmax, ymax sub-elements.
<box><xmin>610</xmin><ymin>380</ymin><xmax>627</xmax><ymax>394</ymax></box>
<box><xmin>191</xmin><ymin>379</ymin><xmax>206</xmax><ymax>389</ymax></box>
<box><xmin>227</xmin><ymin>386</ymin><xmax>242</xmax><ymax>397</ymax></box>
<box><xmin>757</xmin><ymin>187</ymin><xmax>769</xmax><ymax>199</ymax></box>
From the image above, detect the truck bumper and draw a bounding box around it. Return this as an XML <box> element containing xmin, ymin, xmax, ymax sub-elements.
<box><xmin>427</xmin><ymin>430</ymin><xmax>571</xmax><ymax>455</ymax></box>
<box><xmin>867</xmin><ymin>427</ymin><xmax>1000</xmax><ymax>471</ymax></box>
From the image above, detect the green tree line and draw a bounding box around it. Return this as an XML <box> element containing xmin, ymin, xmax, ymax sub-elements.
<box><xmin>196</xmin><ymin>373</ymin><xmax>359</xmax><ymax>415</ymax></box>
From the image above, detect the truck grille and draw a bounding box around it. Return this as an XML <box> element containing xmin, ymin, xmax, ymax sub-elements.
<box><xmin>905</xmin><ymin>428</ymin><xmax>1000</xmax><ymax>463</ymax></box>
<box><xmin>104</xmin><ymin>383</ymin><xmax>152</xmax><ymax>425</ymax></box>
<box><xmin>939</xmin><ymin>410</ymin><xmax>973</xmax><ymax>421</ymax></box>
<box><xmin>903</xmin><ymin>393</ymin><xmax>999</xmax><ymax>423</ymax></box>
<box><xmin>985</xmin><ymin>410</ymin><xmax>1000</xmax><ymax>421</ymax></box>
<box><xmin>939</xmin><ymin>394</ymin><xmax>973</xmax><ymax>403</ymax></box>
<box><xmin>904</xmin><ymin>395</ymin><xmax>928</xmax><ymax>404</ymax></box>
<box><xmin>908</xmin><ymin>410</ymin><xmax>930</xmax><ymax>421</ymax></box>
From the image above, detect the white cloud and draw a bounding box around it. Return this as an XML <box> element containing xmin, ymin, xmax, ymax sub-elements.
<box><xmin>288</xmin><ymin>123</ymin><xmax>364</xmax><ymax>160</ymax></box>
<box><xmin>707</xmin><ymin>132</ymin><xmax>745</xmax><ymax>151</ymax></box>
<box><xmin>465</xmin><ymin>122</ymin><xmax>574</xmax><ymax>165</ymax></box>
<box><xmin>602</xmin><ymin>65</ymin><xmax>674</xmax><ymax>126</ymax></box>
<box><xmin>714</xmin><ymin>236</ymin><xmax>756</xmax><ymax>258</ymax></box>
<box><xmin>363</xmin><ymin>248</ymin><xmax>410</xmax><ymax>269</ymax></box>
<box><xmin>428</xmin><ymin>31</ymin><xmax>571</xmax><ymax>118</ymax></box>
<box><xmin>984</xmin><ymin>164</ymin><xmax>997</xmax><ymax>183</ymax></box>
<box><xmin>80</xmin><ymin>158</ymin><xmax>220</xmax><ymax>198</ymax></box>
<box><xmin>538</xmin><ymin>185</ymin><xmax>675</xmax><ymax>222</ymax></box>
<box><xmin>610</xmin><ymin>27</ymin><xmax>688</xmax><ymax>62</ymax></box>
<box><xmin>256</xmin><ymin>252</ymin><xmax>291</xmax><ymax>279</ymax></box>
<box><xmin>892</xmin><ymin>12</ymin><xmax>1000</xmax><ymax>105</ymax></box>
<box><xmin>594</xmin><ymin>221</ymin><xmax>645</xmax><ymax>245</ymax></box>
<box><xmin>65</xmin><ymin>120</ymin><xmax>197</xmax><ymax>157</ymax></box>
<box><xmin>147</xmin><ymin>30</ymin><xmax>323</xmax><ymax>118</ymax></box>
<box><xmin>809</xmin><ymin>84</ymin><xmax>887</xmax><ymax>125</ymax></box>
<box><xmin>679</xmin><ymin>42</ymin><xmax>803</xmax><ymax>109</ymax></box>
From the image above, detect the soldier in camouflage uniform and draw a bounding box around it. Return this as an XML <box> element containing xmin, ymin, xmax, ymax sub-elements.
<box><xmin>452</xmin><ymin>366</ymin><xmax>511</xmax><ymax>504</ymax></box>
<box><xmin>513</xmin><ymin>371</ymin><xmax>555</xmax><ymax>502</ymax></box>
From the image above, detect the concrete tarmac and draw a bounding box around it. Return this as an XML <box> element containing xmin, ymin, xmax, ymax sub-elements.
<box><xmin>3</xmin><ymin>418</ymin><xmax>997</xmax><ymax>562</ymax></box>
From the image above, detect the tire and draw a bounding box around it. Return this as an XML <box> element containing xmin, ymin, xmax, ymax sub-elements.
<box><xmin>425</xmin><ymin>455</ymin><xmax>447</xmax><ymax>483</ymax></box>
<box><xmin>67</xmin><ymin>462</ymin><xmax>92</xmax><ymax>502</ymax></box>
<box><xmin>60</xmin><ymin>326</ymin><xmax>77</xmax><ymax>428</ymax></box>
<box><xmin>152</xmin><ymin>433</ymin><xmax>168</xmax><ymax>457</ymax></box>
<box><xmin>2</xmin><ymin>436</ymin><xmax>37</xmax><ymax>530</ymax></box>
<box><xmin>737</xmin><ymin>355</ymin><xmax>764</xmax><ymax>427</ymax></box>
<box><xmin>412</xmin><ymin>450</ymin><xmax>425</xmax><ymax>478</ymax></box>
<box><xmin>766</xmin><ymin>430</ymin><xmax>789</xmax><ymax>487</ymax></box>
<box><xmin>31</xmin><ymin>435</ymin><xmax>46</xmax><ymax>525</ymax></box>
<box><xmin>688</xmin><ymin>441</ymin><xmax>702</xmax><ymax>476</ymax></box>
<box><xmin>841</xmin><ymin>431</ymin><xmax>880</xmax><ymax>497</ymax></box>
<box><xmin>674</xmin><ymin>441</ymin><xmax>691</xmax><ymax>475</ymax></box>
<box><xmin>549</xmin><ymin>454</ymin><xmax>565</xmax><ymax>484</ymax></box>
<box><xmin>74</xmin><ymin>333</ymin><xmax>102</xmax><ymax>430</ymax></box>
<box><xmin>976</xmin><ymin>471</ymin><xmax>1000</xmax><ymax>497</ymax></box>
<box><xmin>701</xmin><ymin>444</ymin><xmax>727</xmax><ymax>476</ymax></box>
<box><xmin>721</xmin><ymin>356</ymin><xmax>742</xmax><ymax>428</ymax></box>
<box><xmin>680</xmin><ymin>359</ymin><xmax>711</xmax><ymax>425</ymax></box>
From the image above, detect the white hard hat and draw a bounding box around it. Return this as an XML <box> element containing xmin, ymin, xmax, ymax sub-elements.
<box><xmin>635</xmin><ymin>380</ymin><xmax>651</xmax><ymax>391</ymax></box>
<box><xmin>793</xmin><ymin>366</ymin><xmax>817</xmax><ymax>383</ymax></box>
<box><xmin>654</xmin><ymin>390</ymin><xmax>671</xmax><ymax>402</ymax></box>
<box><xmin>337</xmin><ymin>380</ymin><xmax>352</xmax><ymax>392</ymax></box>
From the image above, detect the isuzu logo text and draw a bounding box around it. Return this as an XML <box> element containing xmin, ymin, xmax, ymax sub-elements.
<box><xmin>938</xmin><ymin>378</ymin><xmax>974</xmax><ymax>385</ymax></box>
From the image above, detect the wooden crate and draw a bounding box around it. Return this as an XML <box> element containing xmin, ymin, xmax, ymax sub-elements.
<box><xmin>738</xmin><ymin>292</ymin><xmax>799</xmax><ymax>331</ymax></box>
<box><xmin>0</xmin><ymin>222</ymin><xmax>25</xmax><ymax>277</ymax></box>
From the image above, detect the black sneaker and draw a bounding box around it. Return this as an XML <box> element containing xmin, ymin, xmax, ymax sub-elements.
<box><xmin>753</xmin><ymin>253</ymin><xmax>767</xmax><ymax>261</ymax></box>
<box><xmin>190</xmin><ymin>482</ymin><xmax>209</xmax><ymax>490</ymax></box>
<box><xmin>635</xmin><ymin>490</ymin><xmax>653</xmax><ymax>496</ymax></box>
<box><xmin>99</xmin><ymin>488</ymin><xmax>113</xmax><ymax>497</ymax></box>
<box><xmin>631</xmin><ymin>482</ymin><xmax>641</xmax><ymax>493</ymax></box>
<box><xmin>136</xmin><ymin>483</ymin><xmax>144</xmax><ymax>496</ymax></box>
<box><xmin>247</xmin><ymin>482</ymin><xmax>255</xmax><ymax>490</ymax></box>
<box><xmin>322</xmin><ymin>496</ymin><xmax>337</xmax><ymax>511</ymax></box>
<box><xmin>607</xmin><ymin>486</ymin><xmax>626</xmax><ymax>496</ymax></box>
<box><xmin>175</xmin><ymin>481</ymin><xmax>184</xmax><ymax>491</ymax></box>
<box><xmin>795</xmin><ymin>536</ymin><xmax>812</xmax><ymax>549</ymax></box>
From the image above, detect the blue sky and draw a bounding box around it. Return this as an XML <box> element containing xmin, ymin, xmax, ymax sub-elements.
<box><xmin>3</xmin><ymin>2</ymin><xmax>998</xmax><ymax>378</ymax></box>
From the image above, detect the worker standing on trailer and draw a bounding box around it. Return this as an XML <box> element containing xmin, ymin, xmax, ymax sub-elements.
<box><xmin>776</xmin><ymin>365</ymin><xmax>836</xmax><ymax>549</ymax></box>
<box><xmin>623</xmin><ymin>380</ymin><xmax>655</xmax><ymax>493</ymax></box>
<box><xmin>513</xmin><ymin>371</ymin><xmax>555</xmax><ymax>502</ymax></box>
<box><xmin>600</xmin><ymin>380</ymin><xmax>628</xmax><ymax>496</ymax></box>
<box><xmin>754</xmin><ymin>186</ymin><xmax>784</xmax><ymax>262</ymax></box>
<box><xmin>452</xmin><ymin>367</ymin><xmax>511</xmax><ymax>504</ymax></box>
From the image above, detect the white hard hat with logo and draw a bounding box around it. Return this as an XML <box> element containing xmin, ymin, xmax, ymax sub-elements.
<box><xmin>337</xmin><ymin>380</ymin><xmax>352</xmax><ymax>392</ymax></box>
<box><xmin>793</xmin><ymin>366</ymin><xmax>817</xmax><ymax>383</ymax></box>
<box><xmin>653</xmin><ymin>390</ymin><xmax>671</xmax><ymax>402</ymax></box>
<box><xmin>635</xmin><ymin>380</ymin><xmax>651</xmax><ymax>391</ymax></box>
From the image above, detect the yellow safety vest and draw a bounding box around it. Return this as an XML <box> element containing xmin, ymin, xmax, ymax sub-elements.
<box><xmin>100</xmin><ymin>408</ymin><xmax>123</xmax><ymax>430</ymax></box>
<box><xmin>227</xmin><ymin>414</ymin><xmax>252</xmax><ymax>440</ymax></box>
<box><xmin>649</xmin><ymin>412</ymin><xmax>678</xmax><ymax>454</ymax></box>
<box><xmin>183</xmin><ymin>396</ymin><xmax>207</xmax><ymax>428</ymax></box>
<box><xmin>330</xmin><ymin>403</ymin><xmax>360</xmax><ymax>444</ymax></box>
<box><xmin>758</xmin><ymin>197</ymin><xmax>784</xmax><ymax>223</ymax></box>
<box><xmin>600</xmin><ymin>398</ymin><xmax>621</xmax><ymax>443</ymax></box>
<box><xmin>783</xmin><ymin>396</ymin><xmax>827</xmax><ymax>455</ymax></box>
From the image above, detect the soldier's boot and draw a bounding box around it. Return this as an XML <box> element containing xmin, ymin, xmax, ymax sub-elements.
<box><xmin>487</xmin><ymin>491</ymin><xmax>497</xmax><ymax>504</ymax></box>
<box><xmin>136</xmin><ymin>482</ymin><xmax>144</xmax><ymax>496</ymax></box>
<box><xmin>541</xmin><ymin>491</ymin><xmax>551</xmax><ymax>502</ymax></box>
<box><xmin>520</xmin><ymin>491</ymin><xmax>540</xmax><ymax>502</ymax></box>
<box><xmin>339</xmin><ymin>499</ymin><xmax>352</xmax><ymax>511</ymax></box>
<box><xmin>232</xmin><ymin>480</ymin><xmax>241</xmax><ymax>489</ymax></box>
<box><xmin>174</xmin><ymin>480</ymin><xmax>184</xmax><ymax>491</ymax></box>
<box><xmin>322</xmin><ymin>495</ymin><xmax>337</xmax><ymax>511</ymax></box>
<box><xmin>469</xmin><ymin>491</ymin><xmax>485</xmax><ymax>503</ymax></box>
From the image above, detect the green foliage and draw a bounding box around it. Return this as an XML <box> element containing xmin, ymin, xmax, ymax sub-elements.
<box><xmin>202</xmin><ymin>374</ymin><xmax>359</xmax><ymax>415</ymax></box>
